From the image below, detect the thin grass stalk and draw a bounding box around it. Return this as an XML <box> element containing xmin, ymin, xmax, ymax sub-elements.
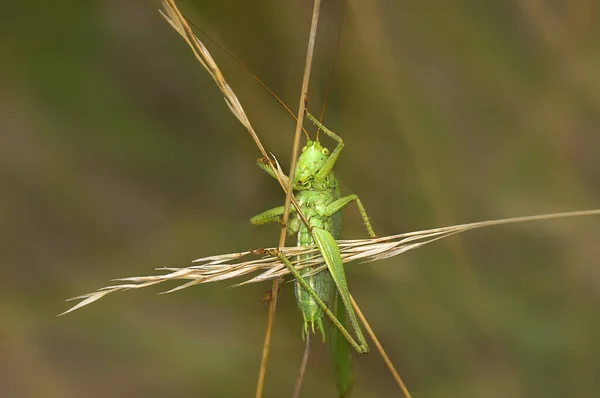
<box><xmin>292</xmin><ymin>334</ymin><xmax>311</xmax><ymax>398</ymax></box>
<box><xmin>350</xmin><ymin>294</ymin><xmax>412</xmax><ymax>398</ymax></box>
<box><xmin>257</xmin><ymin>1</ymin><xmax>322</xmax><ymax>397</ymax></box>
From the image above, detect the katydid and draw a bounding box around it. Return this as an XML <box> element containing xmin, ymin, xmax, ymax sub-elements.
<box><xmin>251</xmin><ymin>112</ymin><xmax>376</xmax><ymax>396</ymax></box>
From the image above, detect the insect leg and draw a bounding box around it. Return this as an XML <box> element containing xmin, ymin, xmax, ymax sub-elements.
<box><xmin>305</xmin><ymin>112</ymin><xmax>345</xmax><ymax>180</ymax></box>
<box><xmin>255</xmin><ymin>157</ymin><xmax>290</xmax><ymax>186</ymax></box>
<box><xmin>250</xmin><ymin>206</ymin><xmax>297</xmax><ymax>226</ymax></box>
<box><xmin>324</xmin><ymin>195</ymin><xmax>376</xmax><ymax>238</ymax></box>
<box><xmin>276</xmin><ymin>250</ymin><xmax>368</xmax><ymax>353</ymax></box>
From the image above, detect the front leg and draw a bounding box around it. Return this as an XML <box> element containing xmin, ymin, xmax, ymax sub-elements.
<box><xmin>305</xmin><ymin>112</ymin><xmax>344</xmax><ymax>180</ymax></box>
<box><xmin>256</xmin><ymin>157</ymin><xmax>289</xmax><ymax>186</ymax></box>
<box><xmin>250</xmin><ymin>205</ymin><xmax>296</xmax><ymax>225</ymax></box>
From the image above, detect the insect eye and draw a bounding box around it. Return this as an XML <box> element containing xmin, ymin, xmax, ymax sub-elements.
<box><xmin>321</xmin><ymin>148</ymin><xmax>330</xmax><ymax>156</ymax></box>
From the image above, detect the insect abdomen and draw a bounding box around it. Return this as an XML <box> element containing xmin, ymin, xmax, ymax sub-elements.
<box><xmin>293</xmin><ymin>189</ymin><xmax>339</xmax><ymax>339</ymax></box>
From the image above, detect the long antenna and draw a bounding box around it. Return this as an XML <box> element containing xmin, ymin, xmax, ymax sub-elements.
<box><xmin>185</xmin><ymin>17</ymin><xmax>310</xmax><ymax>139</ymax></box>
<box><xmin>316</xmin><ymin>0</ymin><xmax>347</xmax><ymax>140</ymax></box>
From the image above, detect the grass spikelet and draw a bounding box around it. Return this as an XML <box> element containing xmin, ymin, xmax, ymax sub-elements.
<box><xmin>61</xmin><ymin>209</ymin><xmax>600</xmax><ymax>315</ymax></box>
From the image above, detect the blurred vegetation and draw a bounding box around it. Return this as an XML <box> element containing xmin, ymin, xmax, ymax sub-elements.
<box><xmin>2</xmin><ymin>0</ymin><xmax>599</xmax><ymax>397</ymax></box>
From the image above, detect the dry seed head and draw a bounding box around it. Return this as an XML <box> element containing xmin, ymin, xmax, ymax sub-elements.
<box><xmin>60</xmin><ymin>209</ymin><xmax>600</xmax><ymax>315</ymax></box>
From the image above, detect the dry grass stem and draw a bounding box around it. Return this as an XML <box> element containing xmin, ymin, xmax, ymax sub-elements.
<box><xmin>258</xmin><ymin>1</ymin><xmax>322</xmax><ymax>396</ymax></box>
<box><xmin>61</xmin><ymin>209</ymin><xmax>600</xmax><ymax>315</ymax></box>
<box><xmin>350</xmin><ymin>294</ymin><xmax>412</xmax><ymax>398</ymax></box>
<box><xmin>160</xmin><ymin>1</ymin><xmax>312</xmax><ymax>227</ymax></box>
<box><xmin>160</xmin><ymin>0</ymin><xmax>265</xmax><ymax>155</ymax></box>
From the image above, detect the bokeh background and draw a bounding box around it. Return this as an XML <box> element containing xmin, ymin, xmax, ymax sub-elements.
<box><xmin>2</xmin><ymin>0</ymin><xmax>600</xmax><ymax>397</ymax></box>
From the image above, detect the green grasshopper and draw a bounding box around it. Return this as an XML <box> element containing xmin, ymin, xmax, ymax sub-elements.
<box><xmin>251</xmin><ymin>112</ymin><xmax>376</xmax><ymax>396</ymax></box>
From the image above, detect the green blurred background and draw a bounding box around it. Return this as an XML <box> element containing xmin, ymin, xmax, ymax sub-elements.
<box><xmin>2</xmin><ymin>0</ymin><xmax>600</xmax><ymax>397</ymax></box>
